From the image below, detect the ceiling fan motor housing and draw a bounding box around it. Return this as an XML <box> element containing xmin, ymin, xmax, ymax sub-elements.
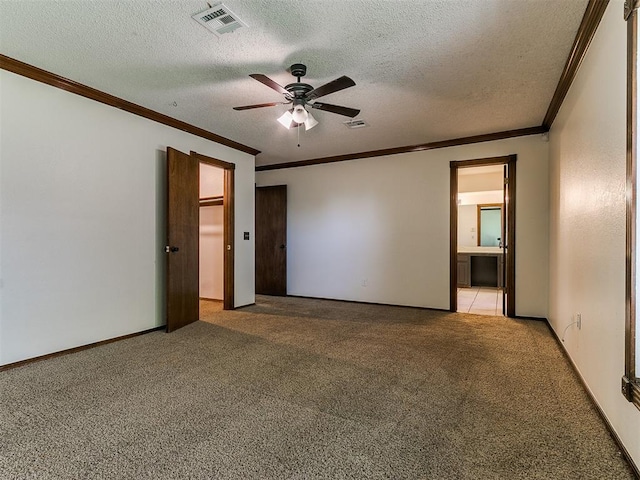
<box><xmin>286</xmin><ymin>63</ymin><xmax>313</xmax><ymax>103</ymax></box>
<box><xmin>290</xmin><ymin>63</ymin><xmax>307</xmax><ymax>79</ymax></box>
<box><xmin>286</xmin><ymin>84</ymin><xmax>313</xmax><ymax>102</ymax></box>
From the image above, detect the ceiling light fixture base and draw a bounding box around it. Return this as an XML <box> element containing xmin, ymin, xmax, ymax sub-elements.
<box><xmin>290</xmin><ymin>63</ymin><xmax>307</xmax><ymax>80</ymax></box>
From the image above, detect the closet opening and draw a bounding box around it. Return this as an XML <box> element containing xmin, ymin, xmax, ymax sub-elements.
<box><xmin>199</xmin><ymin>162</ymin><xmax>225</xmax><ymax>317</ymax></box>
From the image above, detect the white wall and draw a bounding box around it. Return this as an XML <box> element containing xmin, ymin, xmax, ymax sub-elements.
<box><xmin>199</xmin><ymin>164</ymin><xmax>224</xmax><ymax>300</ymax></box>
<box><xmin>548</xmin><ymin>1</ymin><xmax>640</xmax><ymax>468</ymax></box>
<box><xmin>199</xmin><ymin>162</ymin><xmax>224</xmax><ymax>198</ymax></box>
<box><xmin>458</xmin><ymin>171</ymin><xmax>503</xmax><ymax>192</ymax></box>
<box><xmin>457</xmin><ymin>190</ymin><xmax>503</xmax><ymax>205</ymax></box>
<box><xmin>458</xmin><ymin>204</ymin><xmax>477</xmax><ymax>247</ymax></box>
<box><xmin>257</xmin><ymin>134</ymin><xmax>549</xmax><ymax>316</ymax></box>
<box><xmin>0</xmin><ymin>70</ymin><xmax>255</xmax><ymax>365</ymax></box>
<box><xmin>199</xmin><ymin>206</ymin><xmax>224</xmax><ymax>300</ymax></box>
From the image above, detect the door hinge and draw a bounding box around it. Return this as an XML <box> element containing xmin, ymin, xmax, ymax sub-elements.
<box><xmin>504</xmin><ymin>178</ymin><xmax>509</xmax><ymax>185</ymax></box>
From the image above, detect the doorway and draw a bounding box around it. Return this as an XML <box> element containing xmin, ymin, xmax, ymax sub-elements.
<box><xmin>199</xmin><ymin>162</ymin><xmax>225</xmax><ymax>315</ymax></box>
<box><xmin>450</xmin><ymin>155</ymin><xmax>516</xmax><ymax>317</ymax></box>
<box><xmin>477</xmin><ymin>204</ymin><xmax>503</xmax><ymax>247</ymax></box>
<box><xmin>192</xmin><ymin>151</ymin><xmax>235</xmax><ymax>312</ymax></box>
<box><xmin>165</xmin><ymin>148</ymin><xmax>235</xmax><ymax>333</ymax></box>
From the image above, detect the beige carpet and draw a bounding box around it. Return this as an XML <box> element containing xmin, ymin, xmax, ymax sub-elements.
<box><xmin>0</xmin><ymin>295</ymin><xmax>635</xmax><ymax>479</ymax></box>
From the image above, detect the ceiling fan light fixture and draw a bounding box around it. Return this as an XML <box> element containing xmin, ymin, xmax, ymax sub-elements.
<box><xmin>277</xmin><ymin>110</ymin><xmax>294</xmax><ymax>129</ymax></box>
<box><xmin>304</xmin><ymin>111</ymin><xmax>318</xmax><ymax>130</ymax></box>
<box><xmin>291</xmin><ymin>104</ymin><xmax>308</xmax><ymax>124</ymax></box>
<box><xmin>234</xmin><ymin>64</ymin><xmax>359</xmax><ymax>135</ymax></box>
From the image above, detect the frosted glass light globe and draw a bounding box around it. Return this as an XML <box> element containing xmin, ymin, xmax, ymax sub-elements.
<box><xmin>292</xmin><ymin>105</ymin><xmax>308</xmax><ymax>124</ymax></box>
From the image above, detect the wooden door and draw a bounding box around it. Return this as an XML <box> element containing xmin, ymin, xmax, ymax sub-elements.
<box><xmin>502</xmin><ymin>165</ymin><xmax>508</xmax><ymax>315</ymax></box>
<box><xmin>166</xmin><ymin>147</ymin><xmax>199</xmax><ymax>332</ymax></box>
<box><xmin>255</xmin><ymin>185</ymin><xmax>287</xmax><ymax>296</ymax></box>
<box><xmin>503</xmin><ymin>160</ymin><xmax>516</xmax><ymax>317</ymax></box>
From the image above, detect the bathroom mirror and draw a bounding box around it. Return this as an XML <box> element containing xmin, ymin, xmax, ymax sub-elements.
<box><xmin>477</xmin><ymin>204</ymin><xmax>503</xmax><ymax>247</ymax></box>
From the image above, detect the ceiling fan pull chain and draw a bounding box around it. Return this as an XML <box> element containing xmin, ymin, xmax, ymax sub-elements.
<box><xmin>297</xmin><ymin>123</ymin><xmax>301</xmax><ymax>147</ymax></box>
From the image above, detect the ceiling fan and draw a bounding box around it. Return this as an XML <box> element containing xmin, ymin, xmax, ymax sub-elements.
<box><xmin>233</xmin><ymin>63</ymin><xmax>360</xmax><ymax>130</ymax></box>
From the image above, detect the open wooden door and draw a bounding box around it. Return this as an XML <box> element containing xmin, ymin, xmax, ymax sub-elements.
<box><xmin>502</xmin><ymin>165</ymin><xmax>508</xmax><ymax>316</ymax></box>
<box><xmin>166</xmin><ymin>147</ymin><xmax>199</xmax><ymax>332</ymax></box>
<box><xmin>256</xmin><ymin>185</ymin><xmax>287</xmax><ymax>296</ymax></box>
<box><xmin>503</xmin><ymin>159</ymin><xmax>516</xmax><ymax>318</ymax></box>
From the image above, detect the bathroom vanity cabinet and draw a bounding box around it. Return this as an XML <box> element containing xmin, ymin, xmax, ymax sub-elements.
<box><xmin>457</xmin><ymin>251</ymin><xmax>503</xmax><ymax>288</ymax></box>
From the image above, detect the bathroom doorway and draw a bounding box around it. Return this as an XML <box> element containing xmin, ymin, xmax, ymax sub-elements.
<box><xmin>450</xmin><ymin>155</ymin><xmax>516</xmax><ymax>317</ymax></box>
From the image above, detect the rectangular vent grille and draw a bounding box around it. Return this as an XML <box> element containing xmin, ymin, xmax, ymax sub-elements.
<box><xmin>201</xmin><ymin>9</ymin><xmax>226</xmax><ymax>22</ymax></box>
<box><xmin>218</xmin><ymin>15</ymin><xmax>235</xmax><ymax>25</ymax></box>
<box><xmin>192</xmin><ymin>3</ymin><xmax>247</xmax><ymax>37</ymax></box>
<box><xmin>343</xmin><ymin>119</ymin><xmax>368</xmax><ymax>129</ymax></box>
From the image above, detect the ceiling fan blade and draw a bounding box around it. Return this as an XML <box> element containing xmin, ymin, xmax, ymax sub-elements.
<box><xmin>233</xmin><ymin>102</ymin><xmax>288</xmax><ymax>111</ymax></box>
<box><xmin>306</xmin><ymin>76</ymin><xmax>356</xmax><ymax>100</ymax></box>
<box><xmin>310</xmin><ymin>102</ymin><xmax>360</xmax><ymax>118</ymax></box>
<box><xmin>249</xmin><ymin>74</ymin><xmax>288</xmax><ymax>95</ymax></box>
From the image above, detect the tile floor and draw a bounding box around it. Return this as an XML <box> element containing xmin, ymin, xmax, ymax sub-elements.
<box><xmin>457</xmin><ymin>287</ymin><xmax>504</xmax><ymax>316</ymax></box>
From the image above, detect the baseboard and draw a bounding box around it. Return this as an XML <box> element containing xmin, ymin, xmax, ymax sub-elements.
<box><xmin>284</xmin><ymin>295</ymin><xmax>546</xmax><ymax>318</ymax></box>
<box><xmin>285</xmin><ymin>294</ymin><xmax>451</xmax><ymax>312</ymax></box>
<box><xmin>514</xmin><ymin>315</ymin><xmax>548</xmax><ymax>322</ymax></box>
<box><xmin>0</xmin><ymin>326</ymin><xmax>165</xmax><ymax>372</ymax></box>
<box><xmin>544</xmin><ymin>320</ymin><xmax>640</xmax><ymax>478</ymax></box>
<box><xmin>234</xmin><ymin>302</ymin><xmax>256</xmax><ymax>310</ymax></box>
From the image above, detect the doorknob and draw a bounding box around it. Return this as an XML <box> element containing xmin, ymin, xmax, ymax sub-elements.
<box><xmin>165</xmin><ymin>246</ymin><xmax>179</xmax><ymax>253</ymax></box>
<box><xmin>279</xmin><ymin>244</ymin><xmax>286</xmax><ymax>249</ymax></box>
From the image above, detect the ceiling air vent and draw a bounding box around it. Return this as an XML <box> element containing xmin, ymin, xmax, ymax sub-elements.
<box><xmin>343</xmin><ymin>119</ymin><xmax>368</xmax><ymax>129</ymax></box>
<box><xmin>192</xmin><ymin>3</ymin><xmax>247</xmax><ymax>37</ymax></box>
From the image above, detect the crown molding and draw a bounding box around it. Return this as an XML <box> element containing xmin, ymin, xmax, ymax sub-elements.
<box><xmin>1</xmin><ymin>2</ymin><xmax>606</xmax><ymax>167</ymax></box>
<box><xmin>256</xmin><ymin>0</ymin><xmax>608</xmax><ymax>172</ymax></box>
<box><xmin>255</xmin><ymin>126</ymin><xmax>546</xmax><ymax>172</ymax></box>
<box><xmin>0</xmin><ymin>54</ymin><xmax>260</xmax><ymax>156</ymax></box>
<box><xmin>543</xmin><ymin>0</ymin><xmax>610</xmax><ymax>129</ymax></box>
<box><xmin>625</xmin><ymin>0</ymin><xmax>639</xmax><ymax>21</ymax></box>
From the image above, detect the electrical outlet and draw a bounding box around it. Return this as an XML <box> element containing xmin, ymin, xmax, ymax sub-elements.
<box><xmin>361</xmin><ymin>279</ymin><xmax>367</xmax><ymax>287</ymax></box>
<box><xmin>576</xmin><ymin>313</ymin><xmax>582</xmax><ymax>330</ymax></box>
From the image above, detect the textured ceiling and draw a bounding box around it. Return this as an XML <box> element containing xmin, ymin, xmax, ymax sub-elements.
<box><xmin>0</xmin><ymin>0</ymin><xmax>589</xmax><ymax>166</ymax></box>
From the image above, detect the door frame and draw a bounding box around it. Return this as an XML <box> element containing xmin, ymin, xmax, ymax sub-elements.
<box><xmin>450</xmin><ymin>155</ymin><xmax>516</xmax><ymax>317</ymax></box>
<box><xmin>191</xmin><ymin>151</ymin><xmax>235</xmax><ymax>310</ymax></box>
